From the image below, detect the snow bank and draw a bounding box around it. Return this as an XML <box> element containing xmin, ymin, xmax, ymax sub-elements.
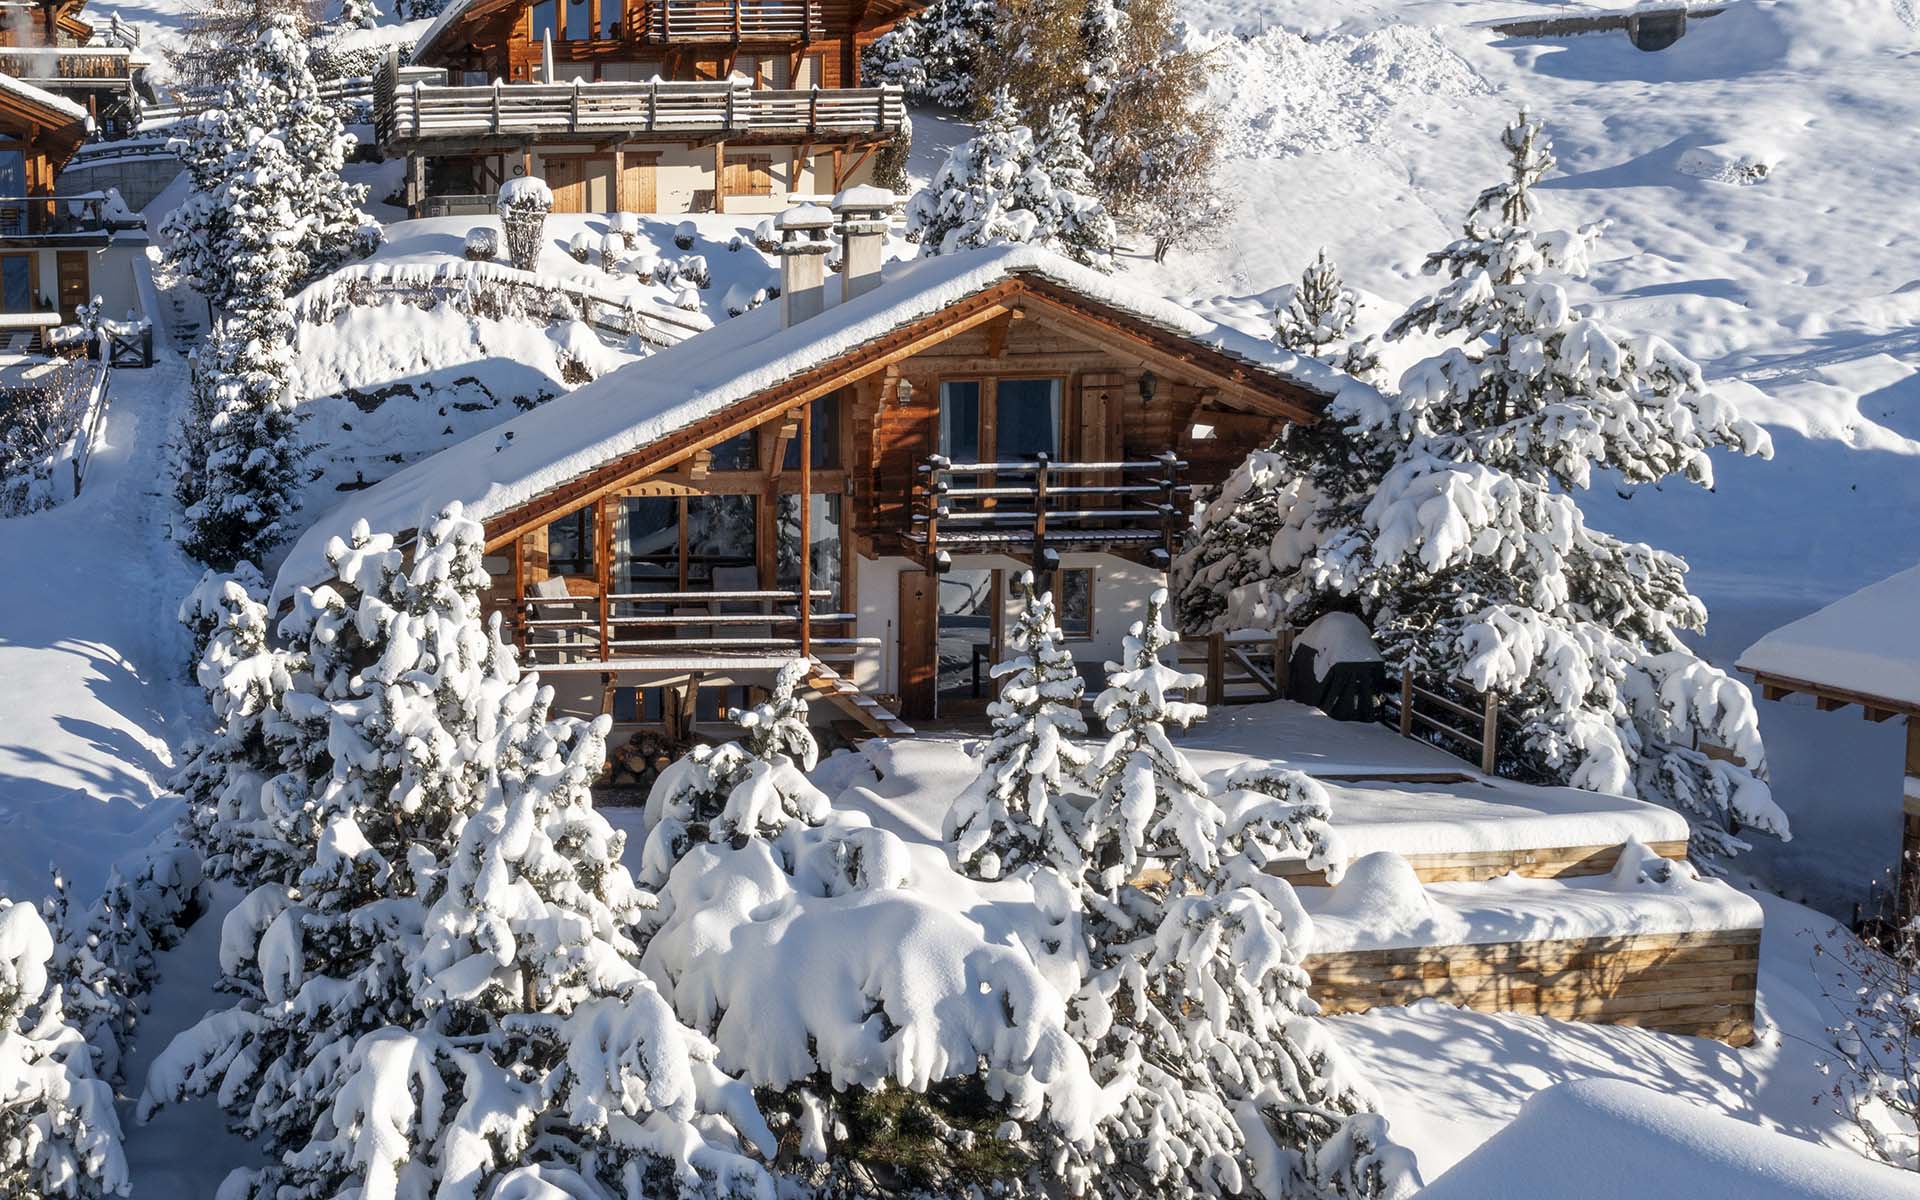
<box><xmin>1419</xmin><ymin>1077</ymin><xmax>1917</xmax><ymax>1200</ymax></box>
<box><xmin>273</xmin><ymin>244</ymin><xmax>1360</xmax><ymax>601</ymax></box>
<box><xmin>1300</xmin><ymin>843</ymin><xmax>1763</xmax><ymax>953</ymax></box>
<box><xmin>1737</xmin><ymin>561</ymin><xmax>1920</xmax><ymax>708</ymax></box>
<box><xmin>639</xmin><ymin>808</ymin><xmax>1110</xmax><ymax>1144</ymax></box>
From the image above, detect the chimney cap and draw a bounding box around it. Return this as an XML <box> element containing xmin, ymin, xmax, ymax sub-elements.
<box><xmin>774</xmin><ymin>204</ymin><xmax>834</xmax><ymax>230</ymax></box>
<box><xmin>831</xmin><ymin>185</ymin><xmax>896</xmax><ymax>213</ymax></box>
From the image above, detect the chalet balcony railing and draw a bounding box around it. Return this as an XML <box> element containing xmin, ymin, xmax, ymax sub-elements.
<box><xmin>375</xmin><ymin>70</ymin><xmax>905</xmax><ymax>149</ymax></box>
<box><xmin>907</xmin><ymin>453</ymin><xmax>1191</xmax><ymax>573</ymax></box>
<box><xmin>507</xmin><ymin>588</ymin><xmax>878</xmax><ymax>668</ymax></box>
<box><xmin>0</xmin><ymin>46</ymin><xmax>135</xmax><ymax>85</ymax></box>
<box><xmin>0</xmin><ymin>194</ymin><xmax>142</xmax><ymax>238</ymax></box>
<box><xmin>646</xmin><ymin>0</ymin><xmax>823</xmax><ymax>41</ymax></box>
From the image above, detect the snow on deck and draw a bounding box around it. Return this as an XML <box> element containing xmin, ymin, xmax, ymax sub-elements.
<box><xmin>1737</xmin><ymin>561</ymin><xmax>1920</xmax><ymax>709</ymax></box>
<box><xmin>1297</xmin><ymin>850</ymin><xmax>1764</xmax><ymax>955</ymax></box>
<box><xmin>272</xmin><ymin>244</ymin><xmax>1362</xmax><ymax>602</ymax></box>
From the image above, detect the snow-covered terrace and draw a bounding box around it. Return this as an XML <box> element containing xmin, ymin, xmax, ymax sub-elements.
<box><xmin>1738</xmin><ymin>562</ymin><xmax>1920</xmax><ymax>716</ymax></box>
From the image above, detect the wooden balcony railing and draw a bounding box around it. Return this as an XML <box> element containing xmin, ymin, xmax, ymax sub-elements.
<box><xmin>375</xmin><ymin>69</ymin><xmax>905</xmax><ymax>150</ymax></box>
<box><xmin>646</xmin><ymin>0</ymin><xmax>823</xmax><ymax>41</ymax></box>
<box><xmin>0</xmin><ymin>193</ymin><xmax>142</xmax><ymax>238</ymax></box>
<box><xmin>907</xmin><ymin>454</ymin><xmax>1191</xmax><ymax>573</ymax></box>
<box><xmin>506</xmin><ymin>587</ymin><xmax>880</xmax><ymax>668</ymax></box>
<box><xmin>0</xmin><ymin>46</ymin><xmax>135</xmax><ymax>84</ymax></box>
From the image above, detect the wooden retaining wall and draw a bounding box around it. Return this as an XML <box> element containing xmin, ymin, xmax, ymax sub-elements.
<box><xmin>1305</xmin><ymin>927</ymin><xmax>1759</xmax><ymax>1046</ymax></box>
<box><xmin>1274</xmin><ymin>838</ymin><xmax>1691</xmax><ymax>888</ymax></box>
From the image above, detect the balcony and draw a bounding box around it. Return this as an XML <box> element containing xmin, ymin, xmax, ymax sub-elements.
<box><xmin>375</xmin><ymin>69</ymin><xmax>905</xmax><ymax>152</ymax></box>
<box><xmin>0</xmin><ymin>46</ymin><xmax>136</xmax><ymax>88</ymax></box>
<box><xmin>906</xmin><ymin>454</ymin><xmax>1192</xmax><ymax>573</ymax></box>
<box><xmin>645</xmin><ymin>0</ymin><xmax>823</xmax><ymax>42</ymax></box>
<box><xmin>0</xmin><ymin>193</ymin><xmax>144</xmax><ymax>242</ymax></box>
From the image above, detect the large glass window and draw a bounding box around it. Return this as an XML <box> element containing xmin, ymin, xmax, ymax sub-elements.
<box><xmin>685</xmin><ymin>495</ymin><xmax>756</xmax><ymax>586</ymax></box>
<box><xmin>530</xmin><ymin>0</ymin><xmax>558</xmax><ymax>43</ymax></box>
<box><xmin>546</xmin><ymin>508</ymin><xmax>594</xmax><ymax>576</ymax></box>
<box><xmin>616</xmin><ymin>496</ymin><xmax>678</xmax><ymax>593</ymax></box>
<box><xmin>939</xmin><ymin>380</ymin><xmax>981</xmax><ymax>462</ymax></box>
<box><xmin>1050</xmin><ymin>568</ymin><xmax>1093</xmax><ymax>639</ymax></box>
<box><xmin>709</xmin><ymin>429</ymin><xmax>757</xmax><ymax>471</ymax></box>
<box><xmin>601</xmin><ymin>0</ymin><xmax>623</xmax><ymax>37</ymax></box>
<box><xmin>0</xmin><ymin>256</ymin><xmax>30</xmax><ymax>312</ymax></box>
<box><xmin>566</xmin><ymin>0</ymin><xmax>589</xmax><ymax>38</ymax></box>
<box><xmin>996</xmin><ymin>378</ymin><xmax>1063</xmax><ymax>461</ymax></box>
<box><xmin>782</xmin><ymin>393</ymin><xmax>840</xmax><ymax>471</ymax></box>
<box><xmin>777</xmin><ymin>493</ymin><xmax>842</xmax><ymax>608</ymax></box>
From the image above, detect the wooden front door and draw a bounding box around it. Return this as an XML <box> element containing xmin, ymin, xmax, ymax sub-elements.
<box><xmin>546</xmin><ymin>156</ymin><xmax>615</xmax><ymax>213</ymax></box>
<box><xmin>56</xmin><ymin>251</ymin><xmax>88</xmax><ymax>324</ymax></box>
<box><xmin>620</xmin><ymin>155</ymin><xmax>657</xmax><ymax>213</ymax></box>
<box><xmin>897</xmin><ymin>570</ymin><xmax>936</xmax><ymax>721</ymax></box>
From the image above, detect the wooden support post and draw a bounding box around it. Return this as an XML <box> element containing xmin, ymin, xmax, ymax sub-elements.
<box><xmin>613</xmin><ymin>142</ymin><xmax>626</xmax><ymax>210</ymax></box>
<box><xmin>509</xmin><ymin>537</ymin><xmax>526</xmax><ymax>655</ymax></box>
<box><xmin>713</xmin><ymin>139</ymin><xmax>727</xmax><ymax>214</ymax></box>
<box><xmin>1481</xmin><ymin>691</ymin><xmax>1500</xmax><ymax>776</ymax></box>
<box><xmin>1031</xmin><ymin>452</ymin><xmax>1050</xmax><ymax>572</ymax></box>
<box><xmin>522</xmin><ymin>143</ymin><xmax>534</xmax><ymax>179</ymax></box>
<box><xmin>1274</xmin><ymin>628</ymin><xmax>1294</xmax><ymax>700</ymax></box>
<box><xmin>799</xmin><ymin>399</ymin><xmax>813</xmax><ymax>657</ymax></box>
<box><xmin>1206</xmin><ymin>633</ymin><xmax>1226</xmax><ymax>707</ymax></box>
<box><xmin>1398</xmin><ymin>671</ymin><xmax>1415</xmax><ymax>738</ymax></box>
<box><xmin>1903</xmin><ymin>719</ymin><xmax>1920</xmax><ymax>918</ymax></box>
<box><xmin>595</xmin><ymin>495</ymin><xmax>611</xmax><ymax>661</ymax></box>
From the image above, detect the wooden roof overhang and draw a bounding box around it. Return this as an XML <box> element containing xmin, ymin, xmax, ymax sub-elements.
<box><xmin>1743</xmin><ymin>669</ymin><xmax>1920</xmax><ymax>725</ymax></box>
<box><xmin>0</xmin><ymin>86</ymin><xmax>88</xmax><ymax>166</ymax></box>
<box><xmin>415</xmin><ymin>0</ymin><xmax>524</xmax><ymax>64</ymax></box>
<box><xmin>479</xmin><ymin>272</ymin><xmax>1330</xmax><ymax>552</ymax></box>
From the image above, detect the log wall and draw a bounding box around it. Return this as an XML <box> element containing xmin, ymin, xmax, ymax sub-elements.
<box><xmin>1305</xmin><ymin>926</ymin><xmax>1760</xmax><ymax>1045</ymax></box>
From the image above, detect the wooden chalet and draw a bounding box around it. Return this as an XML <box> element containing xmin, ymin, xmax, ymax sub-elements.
<box><xmin>275</xmin><ymin>194</ymin><xmax>1347</xmax><ymax>748</ymax></box>
<box><xmin>382</xmin><ymin>0</ymin><xmax>919</xmax><ymax>216</ymax></box>
<box><xmin>1739</xmin><ymin>564</ymin><xmax>1920</xmax><ymax>914</ymax></box>
<box><xmin>0</xmin><ymin>0</ymin><xmax>147</xmax><ymax>136</ymax></box>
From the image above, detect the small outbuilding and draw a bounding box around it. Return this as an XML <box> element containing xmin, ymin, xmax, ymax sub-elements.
<box><xmin>1738</xmin><ymin>562</ymin><xmax>1920</xmax><ymax>911</ymax></box>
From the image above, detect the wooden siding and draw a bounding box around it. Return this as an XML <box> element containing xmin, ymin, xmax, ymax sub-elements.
<box><xmin>1273</xmin><ymin>839</ymin><xmax>1693</xmax><ymax>888</ymax></box>
<box><xmin>1305</xmin><ymin>927</ymin><xmax>1761</xmax><ymax>1045</ymax></box>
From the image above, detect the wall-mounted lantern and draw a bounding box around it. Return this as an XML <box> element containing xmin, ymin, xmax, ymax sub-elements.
<box><xmin>1139</xmin><ymin>370</ymin><xmax>1158</xmax><ymax>404</ymax></box>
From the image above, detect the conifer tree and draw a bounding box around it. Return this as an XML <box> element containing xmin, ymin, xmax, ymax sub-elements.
<box><xmin>1175</xmin><ymin>113</ymin><xmax>1786</xmax><ymax>860</ymax></box>
<box><xmin>1</xmin><ymin>899</ymin><xmax>130</xmax><ymax>1200</ymax></box>
<box><xmin>636</xmin><ymin>660</ymin><xmax>830</xmax><ymax>887</ymax></box>
<box><xmin>946</xmin><ymin>572</ymin><xmax>1092</xmax><ymax>882</ymax></box>
<box><xmin>143</xmin><ymin>507</ymin><xmax>777</xmax><ymax>1198</ymax></box>
<box><xmin>906</xmin><ymin>89</ymin><xmax>1115</xmax><ymax>270</ymax></box>
<box><xmin>1274</xmin><ymin>250</ymin><xmax>1382</xmax><ymax>381</ymax></box>
<box><xmin>860</xmin><ymin>0</ymin><xmax>997</xmax><ymax>109</ymax></box>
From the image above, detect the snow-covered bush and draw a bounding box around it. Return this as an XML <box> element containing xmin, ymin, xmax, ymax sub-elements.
<box><xmin>498</xmin><ymin>177</ymin><xmax>554</xmax><ymax>271</ymax></box>
<box><xmin>861</xmin><ymin>0</ymin><xmax>996</xmax><ymax>108</ymax></box>
<box><xmin>636</xmin><ymin>661</ymin><xmax>828</xmax><ymax>887</ymax></box>
<box><xmin>945</xmin><ymin>572</ymin><xmax>1091</xmax><ymax>882</ymax></box>
<box><xmin>568</xmin><ymin>228</ymin><xmax>593</xmax><ymax>263</ymax></box>
<box><xmin>1818</xmin><ymin>874</ymin><xmax>1920</xmax><ymax>1170</ymax></box>
<box><xmin>599</xmin><ymin>231</ymin><xmax>625</xmax><ymax>267</ymax></box>
<box><xmin>673</xmin><ymin>219</ymin><xmax>697</xmax><ymax>251</ymax></box>
<box><xmin>1</xmin><ymin>898</ymin><xmax>129</xmax><ymax>1200</ymax></box>
<box><xmin>614</xmin><ymin>210</ymin><xmax>640</xmax><ymax>248</ymax></box>
<box><xmin>680</xmin><ymin>253</ymin><xmax>711</xmax><ymax>289</ymax></box>
<box><xmin>464</xmin><ymin>225</ymin><xmax>498</xmax><ymax>262</ymax></box>
<box><xmin>1174</xmin><ymin>113</ymin><xmax>1785</xmax><ymax>862</ymax></box>
<box><xmin>144</xmin><ymin>507</ymin><xmax>780</xmax><ymax>1199</ymax></box>
<box><xmin>907</xmin><ymin>88</ymin><xmax>1115</xmax><ymax>270</ymax></box>
<box><xmin>0</xmin><ymin>353</ymin><xmax>93</xmax><ymax>517</ymax></box>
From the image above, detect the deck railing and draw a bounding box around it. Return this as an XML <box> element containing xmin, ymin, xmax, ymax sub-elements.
<box><xmin>0</xmin><ymin>193</ymin><xmax>142</xmax><ymax>238</ymax></box>
<box><xmin>646</xmin><ymin>0</ymin><xmax>823</xmax><ymax>41</ymax></box>
<box><xmin>1383</xmin><ymin>668</ymin><xmax>1503</xmax><ymax>775</ymax></box>
<box><xmin>0</xmin><ymin>45</ymin><xmax>135</xmax><ymax>84</ymax></box>
<box><xmin>907</xmin><ymin>453</ymin><xmax>1191</xmax><ymax>572</ymax></box>
<box><xmin>374</xmin><ymin>69</ymin><xmax>905</xmax><ymax>149</ymax></box>
<box><xmin>507</xmin><ymin>587</ymin><xmax>879</xmax><ymax>667</ymax></box>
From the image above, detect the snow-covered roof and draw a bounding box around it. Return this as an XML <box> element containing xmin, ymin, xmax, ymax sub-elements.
<box><xmin>1736</xmin><ymin>562</ymin><xmax>1920</xmax><ymax>709</ymax></box>
<box><xmin>274</xmin><ymin>243</ymin><xmax>1360</xmax><ymax>602</ymax></box>
<box><xmin>413</xmin><ymin>0</ymin><xmax>491</xmax><ymax>65</ymax></box>
<box><xmin>0</xmin><ymin>71</ymin><xmax>92</xmax><ymax>127</ymax></box>
<box><xmin>1420</xmin><ymin>1078</ymin><xmax>1907</xmax><ymax>1200</ymax></box>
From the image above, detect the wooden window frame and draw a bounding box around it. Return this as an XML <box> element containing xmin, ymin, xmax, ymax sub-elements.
<box><xmin>935</xmin><ymin>374</ymin><xmax>1075</xmax><ymax>463</ymax></box>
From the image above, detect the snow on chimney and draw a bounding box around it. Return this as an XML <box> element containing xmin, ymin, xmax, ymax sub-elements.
<box><xmin>774</xmin><ymin>204</ymin><xmax>834</xmax><ymax>327</ymax></box>
<box><xmin>832</xmin><ymin>186</ymin><xmax>893</xmax><ymax>304</ymax></box>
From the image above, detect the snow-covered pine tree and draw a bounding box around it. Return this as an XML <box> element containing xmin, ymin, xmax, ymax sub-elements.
<box><xmin>1273</xmin><ymin>250</ymin><xmax>1382</xmax><ymax>381</ymax></box>
<box><xmin>945</xmin><ymin>572</ymin><xmax>1092</xmax><ymax>882</ymax></box>
<box><xmin>860</xmin><ymin>0</ymin><xmax>997</xmax><ymax>109</ymax></box>
<box><xmin>147</xmin><ymin>508</ymin><xmax>778</xmax><ymax>1198</ymax></box>
<box><xmin>907</xmin><ymin>89</ymin><xmax>1115</xmax><ymax>270</ymax></box>
<box><xmin>175</xmin><ymin>313</ymin><xmax>306</xmax><ymax>567</ymax></box>
<box><xmin>1080</xmin><ymin>589</ymin><xmax>1218</xmax><ymax>896</ymax></box>
<box><xmin>1</xmin><ymin>899</ymin><xmax>130</xmax><ymax>1200</ymax></box>
<box><xmin>1038</xmin><ymin>106</ymin><xmax>1119</xmax><ymax>271</ymax></box>
<box><xmin>636</xmin><ymin>660</ymin><xmax>829</xmax><ymax>887</ymax></box>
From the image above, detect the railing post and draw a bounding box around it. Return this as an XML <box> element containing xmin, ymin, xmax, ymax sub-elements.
<box><xmin>923</xmin><ymin>454</ymin><xmax>946</xmax><ymax>575</ymax></box>
<box><xmin>1031</xmin><ymin>452</ymin><xmax>1051</xmax><ymax>572</ymax></box>
<box><xmin>411</xmin><ymin>79</ymin><xmax>422</xmax><ymax>137</ymax></box>
<box><xmin>570</xmin><ymin>78</ymin><xmax>582</xmax><ymax>132</ymax></box>
<box><xmin>596</xmin><ymin>496</ymin><xmax>611</xmax><ymax>661</ymax></box>
<box><xmin>1398</xmin><ymin>669</ymin><xmax>1415</xmax><ymax>738</ymax></box>
<box><xmin>648</xmin><ymin>79</ymin><xmax>658</xmax><ymax>130</ymax></box>
<box><xmin>799</xmin><ymin>399</ymin><xmax>813</xmax><ymax>657</ymax></box>
<box><xmin>491</xmin><ymin>78</ymin><xmax>501</xmax><ymax>134</ymax></box>
<box><xmin>1206</xmin><ymin>633</ymin><xmax>1225</xmax><ymax>706</ymax></box>
<box><xmin>1480</xmin><ymin>691</ymin><xmax>1499</xmax><ymax>775</ymax></box>
<box><xmin>1157</xmin><ymin>451</ymin><xmax>1180</xmax><ymax>568</ymax></box>
<box><xmin>808</xmin><ymin>84</ymin><xmax>818</xmax><ymax>131</ymax></box>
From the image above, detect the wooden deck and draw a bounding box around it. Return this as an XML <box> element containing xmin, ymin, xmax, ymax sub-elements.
<box><xmin>1306</xmin><ymin>927</ymin><xmax>1760</xmax><ymax>1045</ymax></box>
<box><xmin>1274</xmin><ymin>838</ymin><xmax>1693</xmax><ymax>887</ymax></box>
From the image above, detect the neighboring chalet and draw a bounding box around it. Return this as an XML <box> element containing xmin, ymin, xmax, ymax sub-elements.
<box><xmin>381</xmin><ymin>0</ymin><xmax>919</xmax><ymax>216</ymax></box>
<box><xmin>274</xmin><ymin>194</ymin><xmax>1347</xmax><ymax>743</ymax></box>
<box><xmin>0</xmin><ymin>0</ymin><xmax>149</xmax><ymax>136</ymax></box>
<box><xmin>1740</xmin><ymin>563</ymin><xmax>1920</xmax><ymax>914</ymax></box>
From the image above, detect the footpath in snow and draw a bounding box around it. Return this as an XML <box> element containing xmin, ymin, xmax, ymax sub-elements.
<box><xmin>0</xmin><ymin>352</ymin><xmax>201</xmax><ymax>899</ymax></box>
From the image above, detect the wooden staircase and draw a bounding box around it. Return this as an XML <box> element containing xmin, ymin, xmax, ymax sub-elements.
<box><xmin>804</xmin><ymin>659</ymin><xmax>914</xmax><ymax>739</ymax></box>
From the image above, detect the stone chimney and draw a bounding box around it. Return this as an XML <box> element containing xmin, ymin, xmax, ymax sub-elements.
<box><xmin>774</xmin><ymin>204</ymin><xmax>834</xmax><ymax>327</ymax></box>
<box><xmin>832</xmin><ymin>186</ymin><xmax>893</xmax><ymax>304</ymax></box>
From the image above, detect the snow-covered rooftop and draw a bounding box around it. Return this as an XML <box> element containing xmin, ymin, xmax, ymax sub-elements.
<box><xmin>0</xmin><ymin>71</ymin><xmax>91</xmax><ymax>126</ymax></box>
<box><xmin>1737</xmin><ymin>562</ymin><xmax>1920</xmax><ymax>709</ymax></box>
<box><xmin>274</xmin><ymin>243</ymin><xmax>1360</xmax><ymax>602</ymax></box>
